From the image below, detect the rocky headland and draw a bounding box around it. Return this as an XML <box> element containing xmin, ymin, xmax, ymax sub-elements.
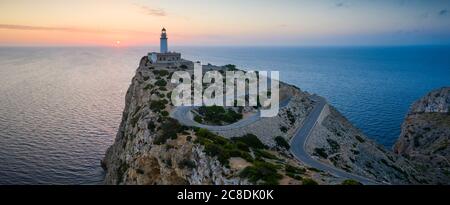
<box><xmin>102</xmin><ymin>56</ymin><xmax>450</xmax><ymax>185</ymax></box>
<box><xmin>393</xmin><ymin>87</ymin><xmax>450</xmax><ymax>183</ymax></box>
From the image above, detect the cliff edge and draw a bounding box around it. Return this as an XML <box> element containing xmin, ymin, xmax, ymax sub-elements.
<box><xmin>102</xmin><ymin>56</ymin><xmax>449</xmax><ymax>185</ymax></box>
<box><xmin>102</xmin><ymin>57</ymin><xmax>339</xmax><ymax>185</ymax></box>
<box><xmin>393</xmin><ymin>87</ymin><xmax>450</xmax><ymax>183</ymax></box>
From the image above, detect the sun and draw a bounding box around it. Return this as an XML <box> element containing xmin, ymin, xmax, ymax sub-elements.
<box><xmin>114</xmin><ymin>40</ymin><xmax>121</xmax><ymax>47</ymax></box>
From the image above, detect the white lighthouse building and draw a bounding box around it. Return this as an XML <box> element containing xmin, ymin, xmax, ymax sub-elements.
<box><xmin>148</xmin><ymin>28</ymin><xmax>181</xmax><ymax>64</ymax></box>
<box><xmin>160</xmin><ymin>28</ymin><xmax>168</xmax><ymax>53</ymax></box>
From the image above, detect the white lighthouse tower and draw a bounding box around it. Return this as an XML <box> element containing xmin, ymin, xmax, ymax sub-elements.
<box><xmin>148</xmin><ymin>27</ymin><xmax>181</xmax><ymax>64</ymax></box>
<box><xmin>160</xmin><ymin>28</ymin><xmax>168</xmax><ymax>53</ymax></box>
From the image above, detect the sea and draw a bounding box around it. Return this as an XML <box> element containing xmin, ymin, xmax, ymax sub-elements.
<box><xmin>0</xmin><ymin>46</ymin><xmax>449</xmax><ymax>184</ymax></box>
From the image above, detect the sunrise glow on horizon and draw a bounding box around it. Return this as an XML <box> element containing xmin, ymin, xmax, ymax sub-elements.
<box><xmin>1</xmin><ymin>0</ymin><xmax>450</xmax><ymax>46</ymax></box>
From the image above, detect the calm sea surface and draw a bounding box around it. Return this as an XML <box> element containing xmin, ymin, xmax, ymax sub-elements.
<box><xmin>0</xmin><ymin>46</ymin><xmax>449</xmax><ymax>184</ymax></box>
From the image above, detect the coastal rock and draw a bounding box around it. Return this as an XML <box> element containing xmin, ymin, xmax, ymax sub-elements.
<box><xmin>410</xmin><ymin>87</ymin><xmax>450</xmax><ymax>113</ymax></box>
<box><xmin>306</xmin><ymin>105</ymin><xmax>427</xmax><ymax>184</ymax></box>
<box><xmin>393</xmin><ymin>87</ymin><xmax>450</xmax><ymax>184</ymax></box>
<box><xmin>104</xmin><ymin>56</ymin><xmax>450</xmax><ymax>185</ymax></box>
<box><xmin>102</xmin><ymin>56</ymin><xmax>334</xmax><ymax>185</ymax></box>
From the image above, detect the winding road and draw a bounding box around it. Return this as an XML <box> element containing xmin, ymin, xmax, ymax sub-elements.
<box><xmin>289</xmin><ymin>95</ymin><xmax>378</xmax><ymax>185</ymax></box>
<box><xmin>170</xmin><ymin>95</ymin><xmax>378</xmax><ymax>185</ymax></box>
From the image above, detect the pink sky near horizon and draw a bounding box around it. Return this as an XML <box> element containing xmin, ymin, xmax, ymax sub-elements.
<box><xmin>1</xmin><ymin>0</ymin><xmax>450</xmax><ymax>46</ymax></box>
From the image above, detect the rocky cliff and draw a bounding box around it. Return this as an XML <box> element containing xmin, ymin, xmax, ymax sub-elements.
<box><xmin>102</xmin><ymin>57</ymin><xmax>338</xmax><ymax>185</ymax></box>
<box><xmin>102</xmin><ymin>56</ymin><xmax>449</xmax><ymax>185</ymax></box>
<box><xmin>306</xmin><ymin>105</ymin><xmax>428</xmax><ymax>184</ymax></box>
<box><xmin>393</xmin><ymin>87</ymin><xmax>450</xmax><ymax>184</ymax></box>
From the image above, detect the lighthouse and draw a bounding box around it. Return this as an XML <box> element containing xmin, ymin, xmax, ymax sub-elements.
<box><xmin>160</xmin><ymin>28</ymin><xmax>168</xmax><ymax>53</ymax></box>
<box><xmin>148</xmin><ymin>28</ymin><xmax>181</xmax><ymax>64</ymax></box>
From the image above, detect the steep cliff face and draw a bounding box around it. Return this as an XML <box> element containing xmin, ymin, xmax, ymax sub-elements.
<box><xmin>306</xmin><ymin>105</ymin><xmax>428</xmax><ymax>184</ymax></box>
<box><xmin>393</xmin><ymin>87</ymin><xmax>450</xmax><ymax>183</ymax></box>
<box><xmin>103</xmin><ymin>56</ymin><xmax>448</xmax><ymax>185</ymax></box>
<box><xmin>102</xmin><ymin>57</ymin><xmax>336</xmax><ymax>185</ymax></box>
<box><xmin>102</xmin><ymin>57</ymin><xmax>241</xmax><ymax>184</ymax></box>
<box><xmin>305</xmin><ymin>87</ymin><xmax>450</xmax><ymax>184</ymax></box>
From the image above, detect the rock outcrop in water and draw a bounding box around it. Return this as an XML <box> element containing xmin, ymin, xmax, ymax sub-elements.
<box><xmin>393</xmin><ymin>87</ymin><xmax>450</xmax><ymax>184</ymax></box>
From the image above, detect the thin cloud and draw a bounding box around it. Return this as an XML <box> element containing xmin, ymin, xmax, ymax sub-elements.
<box><xmin>439</xmin><ymin>9</ymin><xmax>448</xmax><ymax>16</ymax></box>
<box><xmin>0</xmin><ymin>24</ymin><xmax>157</xmax><ymax>35</ymax></box>
<box><xmin>139</xmin><ymin>5</ymin><xmax>166</xmax><ymax>16</ymax></box>
<box><xmin>0</xmin><ymin>24</ymin><xmax>90</xmax><ymax>32</ymax></box>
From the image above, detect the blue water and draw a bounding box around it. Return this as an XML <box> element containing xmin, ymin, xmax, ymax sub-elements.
<box><xmin>0</xmin><ymin>46</ymin><xmax>449</xmax><ymax>184</ymax></box>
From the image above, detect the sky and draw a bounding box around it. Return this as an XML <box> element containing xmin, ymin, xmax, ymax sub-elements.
<box><xmin>0</xmin><ymin>0</ymin><xmax>450</xmax><ymax>46</ymax></box>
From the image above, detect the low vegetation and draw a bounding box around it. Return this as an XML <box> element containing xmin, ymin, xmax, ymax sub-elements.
<box><xmin>301</xmin><ymin>178</ymin><xmax>318</xmax><ymax>185</ymax></box>
<box><xmin>275</xmin><ymin>136</ymin><xmax>290</xmax><ymax>149</ymax></box>
<box><xmin>149</xmin><ymin>99</ymin><xmax>168</xmax><ymax>112</ymax></box>
<box><xmin>153</xmin><ymin>70</ymin><xmax>170</xmax><ymax>77</ymax></box>
<box><xmin>224</xmin><ymin>64</ymin><xmax>237</xmax><ymax>71</ymax></box>
<box><xmin>313</xmin><ymin>148</ymin><xmax>328</xmax><ymax>158</ymax></box>
<box><xmin>341</xmin><ymin>179</ymin><xmax>362</xmax><ymax>185</ymax></box>
<box><xmin>196</xmin><ymin>105</ymin><xmax>243</xmax><ymax>125</ymax></box>
<box><xmin>231</xmin><ymin>134</ymin><xmax>268</xmax><ymax>149</ymax></box>
<box><xmin>193</xmin><ymin>129</ymin><xmax>284</xmax><ymax>184</ymax></box>
<box><xmin>154</xmin><ymin>118</ymin><xmax>187</xmax><ymax>145</ymax></box>
<box><xmin>194</xmin><ymin>129</ymin><xmax>254</xmax><ymax>165</ymax></box>
<box><xmin>239</xmin><ymin>160</ymin><xmax>282</xmax><ymax>185</ymax></box>
<box><xmin>285</xmin><ymin>164</ymin><xmax>305</xmax><ymax>180</ymax></box>
<box><xmin>155</xmin><ymin>79</ymin><xmax>167</xmax><ymax>87</ymax></box>
<box><xmin>280</xmin><ymin>126</ymin><xmax>288</xmax><ymax>133</ymax></box>
<box><xmin>178</xmin><ymin>159</ymin><xmax>196</xmax><ymax>169</ymax></box>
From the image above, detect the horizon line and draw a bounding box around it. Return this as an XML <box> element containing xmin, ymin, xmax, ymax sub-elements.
<box><xmin>1</xmin><ymin>43</ymin><xmax>450</xmax><ymax>48</ymax></box>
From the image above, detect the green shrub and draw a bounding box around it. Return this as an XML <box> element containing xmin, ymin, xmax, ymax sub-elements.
<box><xmin>154</xmin><ymin>118</ymin><xmax>185</xmax><ymax>145</ymax></box>
<box><xmin>179</xmin><ymin>159</ymin><xmax>196</xmax><ymax>169</ymax></box>
<box><xmin>280</xmin><ymin>126</ymin><xmax>288</xmax><ymax>133</ymax></box>
<box><xmin>313</xmin><ymin>148</ymin><xmax>328</xmax><ymax>158</ymax></box>
<box><xmin>150</xmin><ymin>99</ymin><xmax>167</xmax><ymax>112</ymax></box>
<box><xmin>286</xmin><ymin>110</ymin><xmax>295</xmax><ymax>125</ymax></box>
<box><xmin>341</xmin><ymin>179</ymin><xmax>362</xmax><ymax>185</ymax></box>
<box><xmin>302</xmin><ymin>178</ymin><xmax>318</xmax><ymax>185</ymax></box>
<box><xmin>194</xmin><ymin>128</ymin><xmax>253</xmax><ymax>166</ymax></box>
<box><xmin>307</xmin><ymin>167</ymin><xmax>322</xmax><ymax>172</ymax></box>
<box><xmin>231</xmin><ymin>134</ymin><xmax>268</xmax><ymax>149</ymax></box>
<box><xmin>254</xmin><ymin>149</ymin><xmax>278</xmax><ymax>160</ymax></box>
<box><xmin>197</xmin><ymin>106</ymin><xmax>243</xmax><ymax>125</ymax></box>
<box><xmin>239</xmin><ymin>160</ymin><xmax>282</xmax><ymax>185</ymax></box>
<box><xmin>235</xmin><ymin>141</ymin><xmax>250</xmax><ymax>152</ymax></box>
<box><xmin>327</xmin><ymin>139</ymin><xmax>340</xmax><ymax>151</ymax></box>
<box><xmin>287</xmin><ymin>173</ymin><xmax>303</xmax><ymax>180</ymax></box>
<box><xmin>147</xmin><ymin>121</ymin><xmax>156</xmax><ymax>132</ymax></box>
<box><xmin>153</xmin><ymin>69</ymin><xmax>169</xmax><ymax>76</ymax></box>
<box><xmin>143</xmin><ymin>76</ymin><xmax>150</xmax><ymax>81</ymax></box>
<box><xmin>224</xmin><ymin>64</ymin><xmax>237</xmax><ymax>71</ymax></box>
<box><xmin>275</xmin><ymin>136</ymin><xmax>290</xmax><ymax>149</ymax></box>
<box><xmin>144</xmin><ymin>84</ymin><xmax>153</xmax><ymax>90</ymax></box>
<box><xmin>285</xmin><ymin>164</ymin><xmax>306</xmax><ymax>175</ymax></box>
<box><xmin>155</xmin><ymin>79</ymin><xmax>167</xmax><ymax>86</ymax></box>
<box><xmin>194</xmin><ymin>115</ymin><xmax>203</xmax><ymax>123</ymax></box>
<box><xmin>161</xmin><ymin>110</ymin><xmax>169</xmax><ymax>117</ymax></box>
